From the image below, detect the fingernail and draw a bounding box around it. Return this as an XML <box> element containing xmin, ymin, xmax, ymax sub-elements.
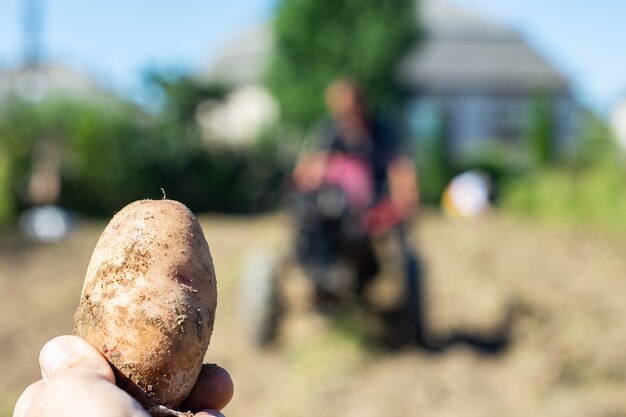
<box><xmin>40</xmin><ymin>336</ymin><xmax>73</xmax><ymax>379</ymax></box>
<box><xmin>194</xmin><ymin>411</ymin><xmax>225</xmax><ymax>417</ymax></box>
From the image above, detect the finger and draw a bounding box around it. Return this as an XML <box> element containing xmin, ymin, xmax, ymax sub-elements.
<box><xmin>181</xmin><ymin>364</ymin><xmax>234</xmax><ymax>412</ymax></box>
<box><xmin>39</xmin><ymin>335</ymin><xmax>114</xmax><ymax>383</ymax></box>
<box><xmin>194</xmin><ymin>410</ymin><xmax>225</xmax><ymax>417</ymax></box>
<box><xmin>13</xmin><ymin>380</ymin><xmax>44</xmax><ymax>417</ymax></box>
<box><xmin>27</xmin><ymin>369</ymin><xmax>149</xmax><ymax>417</ymax></box>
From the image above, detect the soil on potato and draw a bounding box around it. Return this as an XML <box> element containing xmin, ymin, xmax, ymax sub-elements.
<box><xmin>2</xmin><ymin>211</ymin><xmax>626</xmax><ymax>417</ymax></box>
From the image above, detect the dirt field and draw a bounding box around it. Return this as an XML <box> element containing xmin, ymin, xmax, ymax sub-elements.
<box><xmin>1</xmin><ymin>212</ymin><xmax>626</xmax><ymax>417</ymax></box>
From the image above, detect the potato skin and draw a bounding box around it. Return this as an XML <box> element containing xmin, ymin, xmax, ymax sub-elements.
<box><xmin>73</xmin><ymin>199</ymin><xmax>217</xmax><ymax>410</ymax></box>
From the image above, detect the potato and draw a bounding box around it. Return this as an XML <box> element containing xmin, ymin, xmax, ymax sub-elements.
<box><xmin>73</xmin><ymin>199</ymin><xmax>217</xmax><ymax>413</ymax></box>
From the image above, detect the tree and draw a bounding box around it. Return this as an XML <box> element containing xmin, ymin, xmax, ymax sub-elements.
<box><xmin>144</xmin><ymin>70</ymin><xmax>228</xmax><ymax>126</ymax></box>
<box><xmin>266</xmin><ymin>0</ymin><xmax>418</xmax><ymax>127</ymax></box>
<box><xmin>530</xmin><ymin>95</ymin><xmax>555</xmax><ymax>166</ymax></box>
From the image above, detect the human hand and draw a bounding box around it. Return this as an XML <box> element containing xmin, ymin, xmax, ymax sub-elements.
<box><xmin>292</xmin><ymin>152</ymin><xmax>327</xmax><ymax>192</ymax></box>
<box><xmin>388</xmin><ymin>156</ymin><xmax>419</xmax><ymax>219</ymax></box>
<box><xmin>13</xmin><ymin>335</ymin><xmax>234</xmax><ymax>417</ymax></box>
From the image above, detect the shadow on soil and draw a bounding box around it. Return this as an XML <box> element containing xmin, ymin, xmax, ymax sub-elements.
<box><xmin>379</xmin><ymin>304</ymin><xmax>516</xmax><ymax>355</ymax></box>
<box><xmin>377</xmin><ymin>255</ymin><xmax>518</xmax><ymax>355</ymax></box>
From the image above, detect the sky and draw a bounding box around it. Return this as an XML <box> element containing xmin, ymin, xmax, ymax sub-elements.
<box><xmin>0</xmin><ymin>0</ymin><xmax>625</xmax><ymax>113</ymax></box>
<box><xmin>452</xmin><ymin>0</ymin><xmax>626</xmax><ymax>114</ymax></box>
<box><xmin>0</xmin><ymin>0</ymin><xmax>276</xmax><ymax>99</ymax></box>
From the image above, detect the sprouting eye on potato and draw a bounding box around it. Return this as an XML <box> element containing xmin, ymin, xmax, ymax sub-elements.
<box><xmin>73</xmin><ymin>199</ymin><xmax>217</xmax><ymax>416</ymax></box>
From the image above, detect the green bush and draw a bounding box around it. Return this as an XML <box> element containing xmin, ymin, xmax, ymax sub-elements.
<box><xmin>155</xmin><ymin>143</ymin><xmax>291</xmax><ymax>214</ymax></box>
<box><xmin>0</xmin><ymin>95</ymin><xmax>292</xmax><ymax>225</ymax></box>
<box><xmin>529</xmin><ymin>95</ymin><xmax>554</xmax><ymax>166</ymax></box>
<box><xmin>413</xmin><ymin>123</ymin><xmax>450</xmax><ymax>204</ymax></box>
<box><xmin>0</xmin><ymin>96</ymin><xmax>164</xmax><ymax>216</ymax></box>
<box><xmin>0</xmin><ymin>151</ymin><xmax>13</xmax><ymax>227</ymax></box>
<box><xmin>500</xmin><ymin>109</ymin><xmax>626</xmax><ymax>234</ymax></box>
<box><xmin>501</xmin><ymin>163</ymin><xmax>626</xmax><ymax>234</ymax></box>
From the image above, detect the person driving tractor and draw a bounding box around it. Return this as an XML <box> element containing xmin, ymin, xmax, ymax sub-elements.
<box><xmin>291</xmin><ymin>78</ymin><xmax>424</xmax><ymax>342</ymax></box>
<box><xmin>293</xmin><ymin>77</ymin><xmax>419</xmax><ymax>236</ymax></box>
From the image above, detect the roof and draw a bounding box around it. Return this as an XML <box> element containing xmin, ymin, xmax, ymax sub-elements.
<box><xmin>0</xmin><ymin>63</ymin><xmax>111</xmax><ymax>102</ymax></box>
<box><xmin>202</xmin><ymin>26</ymin><xmax>272</xmax><ymax>87</ymax></box>
<box><xmin>396</xmin><ymin>0</ymin><xmax>570</xmax><ymax>93</ymax></box>
<box><xmin>202</xmin><ymin>0</ymin><xmax>571</xmax><ymax>94</ymax></box>
<box><xmin>420</xmin><ymin>0</ymin><xmax>518</xmax><ymax>40</ymax></box>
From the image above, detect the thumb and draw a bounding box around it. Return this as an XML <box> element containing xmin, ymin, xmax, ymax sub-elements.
<box><xmin>39</xmin><ymin>335</ymin><xmax>115</xmax><ymax>383</ymax></box>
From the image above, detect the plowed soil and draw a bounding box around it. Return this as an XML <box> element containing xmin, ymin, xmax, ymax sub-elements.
<box><xmin>2</xmin><ymin>212</ymin><xmax>626</xmax><ymax>417</ymax></box>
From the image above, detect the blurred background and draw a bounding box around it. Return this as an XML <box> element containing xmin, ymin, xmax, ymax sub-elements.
<box><xmin>2</xmin><ymin>0</ymin><xmax>626</xmax><ymax>416</ymax></box>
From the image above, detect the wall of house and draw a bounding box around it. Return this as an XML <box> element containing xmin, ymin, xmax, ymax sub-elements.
<box><xmin>195</xmin><ymin>84</ymin><xmax>279</xmax><ymax>144</ymax></box>
<box><xmin>406</xmin><ymin>91</ymin><xmax>575</xmax><ymax>166</ymax></box>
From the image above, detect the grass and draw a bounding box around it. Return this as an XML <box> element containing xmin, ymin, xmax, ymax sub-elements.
<box><xmin>501</xmin><ymin>161</ymin><xmax>626</xmax><ymax>236</ymax></box>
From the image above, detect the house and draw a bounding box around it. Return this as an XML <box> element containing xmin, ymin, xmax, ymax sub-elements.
<box><xmin>0</xmin><ymin>63</ymin><xmax>112</xmax><ymax>103</ymax></box>
<box><xmin>610</xmin><ymin>97</ymin><xmax>626</xmax><ymax>152</ymax></box>
<box><xmin>398</xmin><ymin>0</ymin><xmax>574</xmax><ymax>164</ymax></box>
<box><xmin>200</xmin><ymin>0</ymin><xmax>574</xmax><ymax>162</ymax></box>
<box><xmin>197</xmin><ymin>26</ymin><xmax>277</xmax><ymax>144</ymax></box>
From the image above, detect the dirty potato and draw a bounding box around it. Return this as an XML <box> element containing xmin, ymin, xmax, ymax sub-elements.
<box><xmin>73</xmin><ymin>199</ymin><xmax>217</xmax><ymax>412</ymax></box>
